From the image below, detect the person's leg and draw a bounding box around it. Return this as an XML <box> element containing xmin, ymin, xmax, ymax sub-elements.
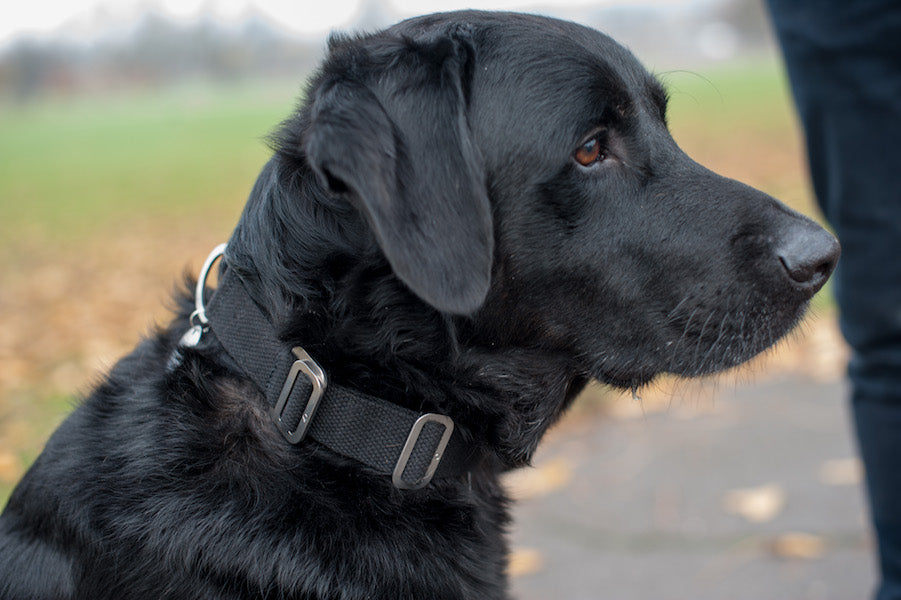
<box><xmin>766</xmin><ymin>1</ymin><xmax>901</xmax><ymax>598</ymax></box>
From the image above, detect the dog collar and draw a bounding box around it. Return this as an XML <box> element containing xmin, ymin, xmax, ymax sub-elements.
<box><xmin>178</xmin><ymin>244</ymin><xmax>475</xmax><ymax>490</ymax></box>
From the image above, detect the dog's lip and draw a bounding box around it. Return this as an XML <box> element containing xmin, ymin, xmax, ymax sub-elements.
<box><xmin>585</xmin><ymin>290</ymin><xmax>812</xmax><ymax>388</ymax></box>
<box><xmin>591</xmin><ymin>367</ymin><xmax>656</xmax><ymax>391</ymax></box>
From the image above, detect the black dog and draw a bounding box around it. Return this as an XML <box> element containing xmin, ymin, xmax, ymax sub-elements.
<box><xmin>0</xmin><ymin>11</ymin><xmax>839</xmax><ymax>599</ymax></box>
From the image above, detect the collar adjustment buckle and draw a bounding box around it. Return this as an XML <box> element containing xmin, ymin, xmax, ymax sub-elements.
<box><xmin>392</xmin><ymin>414</ymin><xmax>455</xmax><ymax>490</ymax></box>
<box><xmin>272</xmin><ymin>347</ymin><xmax>327</xmax><ymax>444</ymax></box>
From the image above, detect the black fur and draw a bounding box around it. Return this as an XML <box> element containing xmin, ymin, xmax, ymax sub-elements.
<box><xmin>0</xmin><ymin>11</ymin><xmax>838</xmax><ymax>599</ymax></box>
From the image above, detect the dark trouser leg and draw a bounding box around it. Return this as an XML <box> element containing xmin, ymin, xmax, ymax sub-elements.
<box><xmin>766</xmin><ymin>1</ymin><xmax>901</xmax><ymax>598</ymax></box>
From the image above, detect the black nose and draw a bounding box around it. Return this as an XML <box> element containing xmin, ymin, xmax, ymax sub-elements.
<box><xmin>776</xmin><ymin>223</ymin><xmax>840</xmax><ymax>292</ymax></box>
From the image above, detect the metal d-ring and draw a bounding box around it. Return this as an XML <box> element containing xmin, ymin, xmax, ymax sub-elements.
<box><xmin>193</xmin><ymin>242</ymin><xmax>228</xmax><ymax>328</ymax></box>
<box><xmin>175</xmin><ymin>242</ymin><xmax>227</xmax><ymax>351</ymax></box>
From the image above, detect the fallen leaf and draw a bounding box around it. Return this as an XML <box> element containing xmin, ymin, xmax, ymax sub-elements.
<box><xmin>723</xmin><ymin>483</ymin><xmax>786</xmax><ymax>523</ymax></box>
<box><xmin>818</xmin><ymin>458</ymin><xmax>862</xmax><ymax>486</ymax></box>
<box><xmin>503</xmin><ymin>457</ymin><xmax>573</xmax><ymax>500</ymax></box>
<box><xmin>508</xmin><ymin>547</ymin><xmax>544</xmax><ymax>577</ymax></box>
<box><xmin>768</xmin><ymin>532</ymin><xmax>826</xmax><ymax>559</ymax></box>
<box><xmin>0</xmin><ymin>451</ymin><xmax>23</xmax><ymax>484</ymax></box>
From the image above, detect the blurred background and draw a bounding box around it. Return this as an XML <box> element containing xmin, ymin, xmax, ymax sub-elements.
<box><xmin>0</xmin><ymin>0</ymin><xmax>869</xmax><ymax>597</ymax></box>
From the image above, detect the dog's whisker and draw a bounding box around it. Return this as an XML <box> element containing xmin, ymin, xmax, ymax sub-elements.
<box><xmin>665</xmin><ymin>294</ymin><xmax>692</xmax><ymax>322</ymax></box>
<box><xmin>690</xmin><ymin>311</ymin><xmax>717</xmax><ymax>369</ymax></box>
<box><xmin>696</xmin><ymin>311</ymin><xmax>732</xmax><ymax>373</ymax></box>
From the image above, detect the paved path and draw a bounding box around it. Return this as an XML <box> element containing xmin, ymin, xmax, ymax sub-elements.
<box><xmin>508</xmin><ymin>375</ymin><xmax>875</xmax><ymax>600</ymax></box>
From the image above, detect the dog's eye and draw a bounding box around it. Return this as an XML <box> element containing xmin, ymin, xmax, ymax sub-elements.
<box><xmin>574</xmin><ymin>136</ymin><xmax>607</xmax><ymax>167</ymax></box>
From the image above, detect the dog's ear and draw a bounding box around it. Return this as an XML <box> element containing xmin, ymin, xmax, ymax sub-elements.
<box><xmin>305</xmin><ymin>30</ymin><xmax>492</xmax><ymax>315</ymax></box>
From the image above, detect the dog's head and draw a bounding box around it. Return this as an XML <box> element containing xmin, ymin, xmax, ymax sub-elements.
<box><xmin>246</xmin><ymin>11</ymin><xmax>838</xmax><ymax>394</ymax></box>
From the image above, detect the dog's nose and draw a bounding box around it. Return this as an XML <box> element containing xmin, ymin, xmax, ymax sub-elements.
<box><xmin>776</xmin><ymin>224</ymin><xmax>840</xmax><ymax>292</ymax></box>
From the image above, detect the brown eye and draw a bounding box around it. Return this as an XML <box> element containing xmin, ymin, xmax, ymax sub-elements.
<box><xmin>574</xmin><ymin>136</ymin><xmax>605</xmax><ymax>166</ymax></box>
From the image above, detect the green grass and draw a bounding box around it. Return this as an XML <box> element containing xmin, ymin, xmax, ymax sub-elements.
<box><xmin>0</xmin><ymin>61</ymin><xmax>796</xmax><ymax>245</ymax></box>
<box><xmin>0</xmin><ymin>81</ymin><xmax>301</xmax><ymax>244</ymax></box>
<box><xmin>0</xmin><ymin>81</ymin><xmax>305</xmax><ymax>502</ymax></box>
<box><xmin>663</xmin><ymin>59</ymin><xmax>791</xmax><ymax>120</ymax></box>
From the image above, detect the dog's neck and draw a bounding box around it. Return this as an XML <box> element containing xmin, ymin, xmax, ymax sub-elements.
<box><xmin>222</xmin><ymin>156</ymin><xmax>585</xmax><ymax>471</ymax></box>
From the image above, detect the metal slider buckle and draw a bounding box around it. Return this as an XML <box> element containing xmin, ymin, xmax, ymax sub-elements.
<box><xmin>272</xmin><ymin>347</ymin><xmax>327</xmax><ymax>444</ymax></box>
<box><xmin>392</xmin><ymin>413</ymin><xmax>455</xmax><ymax>490</ymax></box>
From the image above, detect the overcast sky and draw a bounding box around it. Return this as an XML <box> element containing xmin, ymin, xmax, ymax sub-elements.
<box><xmin>1</xmin><ymin>0</ymin><xmax>703</xmax><ymax>45</ymax></box>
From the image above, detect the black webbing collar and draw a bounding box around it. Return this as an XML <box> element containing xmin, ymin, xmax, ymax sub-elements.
<box><xmin>194</xmin><ymin>248</ymin><xmax>474</xmax><ymax>490</ymax></box>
